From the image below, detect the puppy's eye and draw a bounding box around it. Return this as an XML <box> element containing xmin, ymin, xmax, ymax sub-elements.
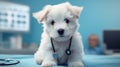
<box><xmin>64</xmin><ymin>18</ymin><xmax>70</xmax><ymax>24</ymax></box>
<box><xmin>51</xmin><ymin>20</ymin><xmax>55</xmax><ymax>25</ymax></box>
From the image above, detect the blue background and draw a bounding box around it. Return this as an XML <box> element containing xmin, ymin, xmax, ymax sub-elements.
<box><xmin>4</xmin><ymin>0</ymin><xmax>120</xmax><ymax>48</ymax></box>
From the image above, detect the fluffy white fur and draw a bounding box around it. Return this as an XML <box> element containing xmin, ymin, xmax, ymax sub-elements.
<box><xmin>33</xmin><ymin>2</ymin><xmax>84</xmax><ymax>67</ymax></box>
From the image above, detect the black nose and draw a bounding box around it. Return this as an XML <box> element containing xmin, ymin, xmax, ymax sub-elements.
<box><xmin>58</xmin><ymin>29</ymin><xmax>64</xmax><ymax>35</ymax></box>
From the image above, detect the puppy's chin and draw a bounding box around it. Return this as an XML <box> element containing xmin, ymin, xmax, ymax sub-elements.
<box><xmin>53</xmin><ymin>36</ymin><xmax>71</xmax><ymax>42</ymax></box>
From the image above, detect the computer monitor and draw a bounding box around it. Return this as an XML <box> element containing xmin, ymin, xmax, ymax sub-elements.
<box><xmin>103</xmin><ymin>30</ymin><xmax>120</xmax><ymax>52</ymax></box>
<box><xmin>0</xmin><ymin>1</ymin><xmax>30</xmax><ymax>32</ymax></box>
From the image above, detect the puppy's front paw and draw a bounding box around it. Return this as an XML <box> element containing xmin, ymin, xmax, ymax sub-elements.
<box><xmin>34</xmin><ymin>53</ymin><xmax>43</xmax><ymax>64</ymax></box>
<box><xmin>68</xmin><ymin>61</ymin><xmax>84</xmax><ymax>67</ymax></box>
<box><xmin>41</xmin><ymin>61</ymin><xmax>57</xmax><ymax>67</ymax></box>
<box><xmin>35</xmin><ymin>57</ymin><xmax>43</xmax><ymax>65</ymax></box>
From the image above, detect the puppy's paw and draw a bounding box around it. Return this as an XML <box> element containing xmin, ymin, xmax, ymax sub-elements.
<box><xmin>41</xmin><ymin>61</ymin><xmax>57</xmax><ymax>67</ymax></box>
<box><xmin>68</xmin><ymin>61</ymin><xmax>84</xmax><ymax>67</ymax></box>
<box><xmin>35</xmin><ymin>57</ymin><xmax>43</xmax><ymax>65</ymax></box>
<box><xmin>34</xmin><ymin>53</ymin><xmax>43</xmax><ymax>64</ymax></box>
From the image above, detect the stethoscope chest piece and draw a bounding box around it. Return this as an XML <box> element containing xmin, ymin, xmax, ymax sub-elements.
<box><xmin>66</xmin><ymin>49</ymin><xmax>71</xmax><ymax>55</ymax></box>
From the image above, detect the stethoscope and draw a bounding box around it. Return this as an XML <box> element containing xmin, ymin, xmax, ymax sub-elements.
<box><xmin>0</xmin><ymin>59</ymin><xmax>20</xmax><ymax>66</ymax></box>
<box><xmin>51</xmin><ymin>37</ymin><xmax>72</xmax><ymax>59</ymax></box>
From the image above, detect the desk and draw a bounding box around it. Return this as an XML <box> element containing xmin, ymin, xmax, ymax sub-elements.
<box><xmin>0</xmin><ymin>55</ymin><xmax>120</xmax><ymax>67</ymax></box>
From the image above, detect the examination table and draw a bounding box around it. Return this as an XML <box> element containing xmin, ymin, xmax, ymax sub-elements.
<box><xmin>0</xmin><ymin>54</ymin><xmax>120</xmax><ymax>67</ymax></box>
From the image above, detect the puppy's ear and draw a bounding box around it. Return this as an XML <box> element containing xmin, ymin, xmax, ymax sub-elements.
<box><xmin>65</xmin><ymin>2</ymin><xmax>83</xmax><ymax>18</ymax></box>
<box><xmin>33</xmin><ymin>5</ymin><xmax>52</xmax><ymax>23</ymax></box>
<box><xmin>71</xmin><ymin>6</ymin><xmax>83</xmax><ymax>18</ymax></box>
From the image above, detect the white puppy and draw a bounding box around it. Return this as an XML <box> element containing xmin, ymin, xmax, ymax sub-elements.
<box><xmin>33</xmin><ymin>2</ymin><xmax>84</xmax><ymax>67</ymax></box>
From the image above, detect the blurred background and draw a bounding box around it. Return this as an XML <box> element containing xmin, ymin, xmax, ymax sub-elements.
<box><xmin>0</xmin><ymin>0</ymin><xmax>120</xmax><ymax>55</ymax></box>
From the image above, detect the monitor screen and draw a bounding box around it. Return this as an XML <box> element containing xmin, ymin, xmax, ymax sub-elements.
<box><xmin>103</xmin><ymin>30</ymin><xmax>120</xmax><ymax>51</ymax></box>
<box><xmin>0</xmin><ymin>1</ymin><xmax>30</xmax><ymax>32</ymax></box>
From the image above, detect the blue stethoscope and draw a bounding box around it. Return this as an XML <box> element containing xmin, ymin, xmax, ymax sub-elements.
<box><xmin>0</xmin><ymin>59</ymin><xmax>20</xmax><ymax>66</ymax></box>
<box><xmin>51</xmin><ymin>37</ymin><xmax>72</xmax><ymax>59</ymax></box>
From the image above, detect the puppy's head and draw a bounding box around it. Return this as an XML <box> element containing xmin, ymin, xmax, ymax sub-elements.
<box><xmin>33</xmin><ymin>2</ymin><xmax>83</xmax><ymax>41</ymax></box>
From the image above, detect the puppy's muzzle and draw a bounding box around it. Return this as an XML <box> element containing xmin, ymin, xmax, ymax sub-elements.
<box><xmin>57</xmin><ymin>29</ymin><xmax>64</xmax><ymax>36</ymax></box>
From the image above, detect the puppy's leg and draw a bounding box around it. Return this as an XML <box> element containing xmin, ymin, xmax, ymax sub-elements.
<box><xmin>68</xmin><ymin>33</ymin><xmax>84</xmax><ymax>67</ymax></box>
<box><xmin>34</xmin><ymin>51</ymin><xmax>43</xmax><ymax>65</ymax></box>
<box><xmin>35</xmin><ymin>32</ymin><xmax>57</xmax><ymax>67</ymax></box>
<box><xmin>68</xmin><ymin>48</ymin><xmax>84</xmax><ymax>67</ymax></box>
<box><xmin>35</xmin><ymin>49</ymin><xmax>57</xmax><ymax>67</ymax></box>
<box><xmin>68</xmin><ymin>52</ymin><xmax>84</xmax><ymax>67</ymax></box>
<box><xmin>41</xmin><ymin>50</ymin><xmax>57</xmax><ymax>67</ymax></box>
